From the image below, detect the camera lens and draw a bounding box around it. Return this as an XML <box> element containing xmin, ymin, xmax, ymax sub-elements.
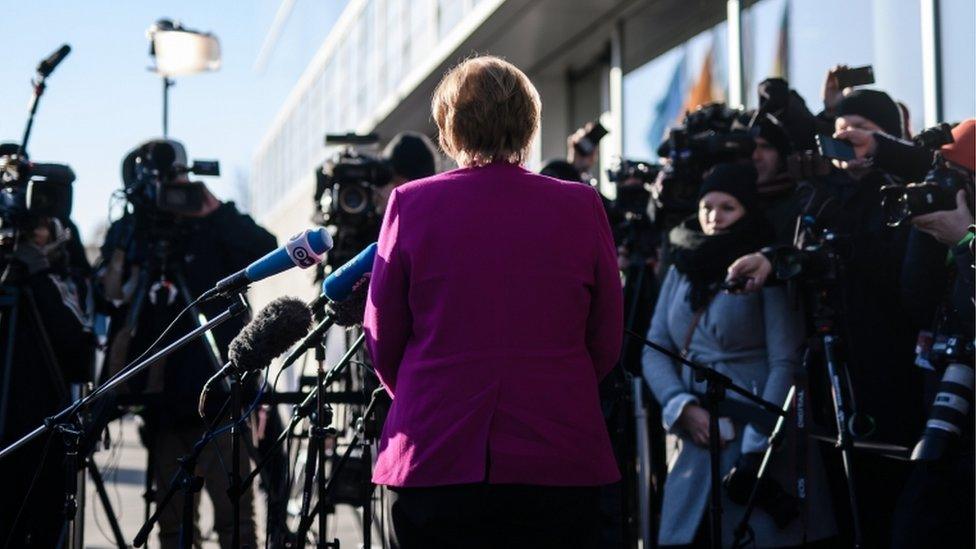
<box><xmin>912</xmin><ymin>362</ymin><xmax>975</xmax><ymax>461</ymax></box>
<box><xmin>338</xmin><ymin>185</ymin><xmax>369</xmax><ymax>215</ymax></box>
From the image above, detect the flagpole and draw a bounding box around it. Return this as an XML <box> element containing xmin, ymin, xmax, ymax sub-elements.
<box><xmin>726</xmin><ymin>0</ymin><xmax>745</xmax><ymax>107</ymax></box>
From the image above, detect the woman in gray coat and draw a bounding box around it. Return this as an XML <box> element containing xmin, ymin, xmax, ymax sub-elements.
<box><xmin>643</xmin><ymin>163</ymin><xmax>837</xmax><ymax>547</ymax></box>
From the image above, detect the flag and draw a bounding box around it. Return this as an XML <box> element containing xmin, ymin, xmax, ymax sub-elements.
<box><xmin>684</xmin><ymin>44</ymin><xmax>717</xmax><ymax>113</ymax></box>
<box><xmin>648</xmin><ymin>52</ymin><xmax>688</xmax><ymax>153</ymax></box>
<box><xmin>770</xmin><ymin>0</ymin><xmax>790</xmax><ymax>80</ymax></box>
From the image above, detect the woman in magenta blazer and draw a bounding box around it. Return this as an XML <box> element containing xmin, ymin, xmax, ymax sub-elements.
<box><xmin>364</xmin><ymin>56</ymin><xmax>623</xmax><ymax>548</ymax></box>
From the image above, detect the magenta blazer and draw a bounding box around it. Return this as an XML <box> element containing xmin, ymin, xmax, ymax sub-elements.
<box><xmin>364</xmin><ymin>162</ymin><xmax>623</xmax><ymax>487</ymax></box>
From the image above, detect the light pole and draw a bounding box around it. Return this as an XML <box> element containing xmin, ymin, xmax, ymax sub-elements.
<box><xmin>146</xmin><ymin>19</ymin><xmax>221</xmax><ymax>137</ymax></box>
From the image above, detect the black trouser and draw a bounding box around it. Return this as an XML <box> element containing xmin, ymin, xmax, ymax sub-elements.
<box><xmin>891</xmin><ymin>452</ymin><xmax>975</xmax><ymax>549</ymax></box>
<box><xmin>391</xmin><ymin>483</ymin><xmax>600</xmax><ymax>549</ymax></box>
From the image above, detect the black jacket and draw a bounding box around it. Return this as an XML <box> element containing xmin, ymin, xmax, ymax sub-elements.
<box><xmin>98</xmin><ymin>203</ymin><xmax>277</xmax><ymax>428</ymax></box>
<box><xmin>0</xmin><ymin>224</ymin><xmax>94</xmax><ymax>548</ymax></box>
<box><xmin>801</xmin><ymin>169</ymin><xmax>923</xmax><ymax>444</ymax></box>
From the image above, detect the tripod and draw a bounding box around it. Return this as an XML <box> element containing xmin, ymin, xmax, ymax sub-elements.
<box><xmin>0</xmin><ymin>262</ymin><xmax>127</xmax><ymax>549</ymax></box>
<box><xmin>802</xmin><ymin>283</ymin><xmax>865</xmax><ymax>548</ymax></box>
<box><xmin>619</xmin><ymin>228</ymin><xmax>664</xmax><ymax>549</ymax></box>
<box><xmin>626</xmin><ymin>330</ymin><xmax>785</xmax><ymax>549</ymax></box>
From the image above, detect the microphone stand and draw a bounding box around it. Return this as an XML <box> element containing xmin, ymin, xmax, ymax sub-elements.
<box><xmin>295</xmin><ymin>386</ymin><xmax>386</xmax><ymax>547</ymax></box>
<box><xmin>238</xmin><ymin>333</ymin><xmax>364</xmax><ymax>549</ymax></box>
<box><xmin>230</xmin><ymin>368</ymin><xmax>243</xmax><ymax>549</ymax></box>
<box><xmin>0</xmin><ymin>294</ymin><xmax>248</xmax><ymax>462</ymax></box>
<box><xmin>240</xmin><ymin>334</ymin><xmax>365</xmax><ymax>496</ymax></box>
<box><xmin>132</xmin><ymin>369</ymin><xmax>254</xmax><ymax>548</ymax></box>
<box><xmin>625</xmin><ymin>330</ymin><xmax>785</xmax><ymax>549</ymax></box>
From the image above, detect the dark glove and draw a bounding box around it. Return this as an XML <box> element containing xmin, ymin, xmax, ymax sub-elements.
<box><xmin>723</xmin><ymin>452</ymin><xmax>800</xmax><ymax>529</ymax></box>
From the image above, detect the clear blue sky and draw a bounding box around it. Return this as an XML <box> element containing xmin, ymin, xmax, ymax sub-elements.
<box><xmin>0</xmin><ymin>1</ymin><xmax>348</xmax><ymax>243</ymax></box>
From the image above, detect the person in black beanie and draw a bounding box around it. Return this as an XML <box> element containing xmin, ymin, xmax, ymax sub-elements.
<box><xmin>540</xmin><ymin>158</ymin><xmax>584</xmax><ymax>183</ymax></box>
<box><xmin>750</xmin><ymin>114</ymin><xmax>801</xmax><ymax>245</ymax></box>
<box><xmin>835</xmin><ymin>89</ymin><xmax>904</xmax><ymax>137</ymax></box>
<box><xmin>728</xmin><ymin>84</ymin><xmax>921</xmax><ymax>547</ymax></box>
<box><xmin>375</xmin><ymin>131</ymin><xmax>439</xmax><ymax>215</ymax></box>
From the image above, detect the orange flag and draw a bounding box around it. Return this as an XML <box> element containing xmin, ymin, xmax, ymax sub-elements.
<box><xmin>684</xmin><ymin>46</ymin><xmax>715</xmax><ymax>114</ymax></box>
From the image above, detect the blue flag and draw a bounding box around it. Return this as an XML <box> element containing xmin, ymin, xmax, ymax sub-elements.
<box><xmin>648</xmin><ymin>52</ymin><xmax>689</xmax><ymax>153</ymax></box>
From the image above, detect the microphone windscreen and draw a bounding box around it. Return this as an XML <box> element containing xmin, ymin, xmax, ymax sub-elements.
<box><xmin>322</xmin><ymin>242</ymin><xmax>377</xmax><ymax>302</ymax></box>
<box><xmin>229</xmin><ymin>297</ymin><xmax>312</xmax><ymax>371</ymax></box>
<box><xmin>328</xmin><ymin>275</ymin><xmax>370</xmax><ymax>327</ymax></box>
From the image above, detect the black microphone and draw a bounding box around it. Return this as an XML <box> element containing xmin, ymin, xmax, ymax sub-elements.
<box><xmin>198</xmin><ymin>297</ymin><xmax>311</xmax><ymax>416</ymax></box>
<box><xmin>37</xmin><ymin>44</ymin><xmax>71</xmax><ymax>77</ymax></box>
<box><xmin>228</xmin><ymin>297</ymin><xmax>313</xmax><ymax>372</ymax></box>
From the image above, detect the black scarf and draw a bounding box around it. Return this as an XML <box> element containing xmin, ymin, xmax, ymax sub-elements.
<box><xmin>669</xmin><ymin>214</ymin><xmax>771</xmax><ymax>311</ymax></box>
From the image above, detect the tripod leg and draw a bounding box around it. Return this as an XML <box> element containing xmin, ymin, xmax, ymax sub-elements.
<box><xmin>362</xmin><ymin>442</ymin><xmax>373</xmax><ymax>549</ymax></box>
<box><xmin>86</xmin><ymin>458</ymin><xmax>127</xmax><ymax>549</ymax></box>
<box><xmin>633</xmin><ymin>378</ymin><xmax>655</xmax><ymax>549</ymax></box>
<box><xmin>296</xmin><ymin>433</ymin><xmax>319</xmax><ymax>549</ymax></box>
<box><xmin>823</xmin><ymin>335</ymin><xmax>863</xmax><ymax>548</ymax></box>
<box><xmin>0</xmin><ymin>288</ymin><xmax>20</xmax><ymax>442</ymax></box>
<box><xmin>144</xmin><ymin>441</ymin><xmax>155</xmax><ymax>523</ymax></box>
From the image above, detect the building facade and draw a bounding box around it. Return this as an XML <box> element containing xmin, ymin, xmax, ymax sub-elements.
<box><xmin>250</xmin><ymin>0</ymin><xmax>973</xmax><ymax>308</ymax></box>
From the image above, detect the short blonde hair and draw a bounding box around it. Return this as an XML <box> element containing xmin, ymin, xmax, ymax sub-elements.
<box><xmin>431</xmin><ymin>56</ymin><xmax>541</xmax><ymax>167</ymax></box>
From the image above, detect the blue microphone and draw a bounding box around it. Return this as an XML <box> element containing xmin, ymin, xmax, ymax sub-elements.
<box><xmin>322</xmin><ymin>242</ymin><xmax>377</xmax><ymax>302</ymax></box>
<box><xmin>281</xmin><ymin>243</ymin><xmax>377</xmax><ymax>370</ymax></box>
<box><xmin>202</xmin><ymin>228</ymin><xmax>333</xmax><ymax>300</ymax></box>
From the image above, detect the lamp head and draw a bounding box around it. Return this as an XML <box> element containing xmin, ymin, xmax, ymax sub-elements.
<box><xmin>147</xmin><ymin>19</ymin><xmax>221</xmax><ymax>77</ymax></box>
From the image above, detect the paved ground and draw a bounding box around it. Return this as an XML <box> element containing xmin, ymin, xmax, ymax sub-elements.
<box><xmin>83</xmin><ymin>415</ymin><xmax>383</xmax><ymax>549</ymax></box>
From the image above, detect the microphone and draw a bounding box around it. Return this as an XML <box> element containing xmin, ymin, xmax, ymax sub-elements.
<box><xmin>228</xmin><ymin>297</ymin><xmax>313</xmax><ymax>372</ymax></box>
<box><xmin>202</xmin><ymin>228</ymin><xmax>333</xmax><ymax>301</ymax></box>
<box><xmin>37</xmin><ymin>44</ymin><xmax>71</xmax><ymax>77</ymax></box>
<box><xmin>280</xmin><ymin>243</ymin><xmax>377</xmax><ymax>370</ymax></box>
<box><xmin>198</xmin><ymin>297</ymin><xmax>312</xmax><ymax>416</ymax></box>
<box><xmin>322</xmin><ymin>242</ymin><xmax>377</xmax><ymax>302</ymax></box>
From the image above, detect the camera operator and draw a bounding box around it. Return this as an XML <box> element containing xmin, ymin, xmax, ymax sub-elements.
<box><xmin>728</xmin><ymin>88</ymin><xmax>925</xmax><ymax>545</ymax></box>
<box><xmin>97</xmin><ymin>139</ymin><xmax>276</xmax><ymax>549</ymax></box>
<box><xmin>888</xmin><ymin>120</ymin><xmax>975</xmax><ymax>548</ymax></box>
<box><xmin>0</xmin><ymin>145</ymin><xmax>95</xmax><ymax>547</ymax></box>
<box><xmin>567</xmin><ymin>121</ymin><xmax>604</xmax><ymax>181</ymax></box>
<box><xmin>373</xmin><ymin>131</ymin><xmax>438</xmax><ymax>216</ymax></box>
<box><xmin>752</xmin><ymin>113</ymin><xmax>802</xmax><ymax>246</ymax></box>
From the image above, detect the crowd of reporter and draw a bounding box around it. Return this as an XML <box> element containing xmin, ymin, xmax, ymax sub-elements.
<box><xmin>1</xmin><ymin>51</ymin><xmax>972</xmax><ymax>549</ymax></box>
<box><xmin>547</xmin><ymin>65</ymin><xmax>974</xmax><ymax>547</ymax></box>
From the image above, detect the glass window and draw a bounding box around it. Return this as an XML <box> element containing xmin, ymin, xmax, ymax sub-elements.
<box><xmin>941</xmin><ymin>0</ymin><xmax>975</xmax><ymax>124</ymax></box>
<box><xmin>622</xmin><ymin>0</ymin><xmax>971</xmax><ymax>163</ymax></box>
<box><xmin>438</xmin><ymin>0</ymin><xmax>464</xmax><ymax>39</ymax></box>
<box><xmin>410</xmin><ymin>0</ymin><xmax>432</xmax><ymax>68</ymax></box>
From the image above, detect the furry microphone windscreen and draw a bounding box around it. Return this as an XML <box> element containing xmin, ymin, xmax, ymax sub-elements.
<box><xmin>229</xmin><ymin>297</ymin><xmax>312</xmax><ymax>372</ymax></box>
<box><xmin>328</xmin><ymin>274</ymin><xmax>370</xmax><ymax>327</ymax></box>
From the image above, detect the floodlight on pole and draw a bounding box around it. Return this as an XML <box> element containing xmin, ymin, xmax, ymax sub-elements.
<box><xmin>147</xmin><ymin>19</ymin><xmax>221</xmax><ymax>136</ymax></box>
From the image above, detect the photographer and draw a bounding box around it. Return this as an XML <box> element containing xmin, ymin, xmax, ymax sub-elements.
<box><xmin>97</xmin><ymin>139</ymin><xmax>276</xmax><ymax>549</ymax></box>
<box><xmin>643</xmin><ymin>163</ymin><xmax>836</xmax><ymax>547</ymax></box>
<box><xmin>890</xmin><ymin>120</ymin><xmax>975</xmax><ymax>548</ymax></box>
<box><xmin>728</xmin><ymin>88</ymin><xmax>925</xmax><ymax>545</ymax></box>
<box><xmin>0</xmin><ymin>146</ymin><xmax>94</xmax><ymax>546</ymax></box>
<box><xmin>752</xmin><ymin>113</ymin><xmax>801</xmax><ymax>245</ymax></box>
